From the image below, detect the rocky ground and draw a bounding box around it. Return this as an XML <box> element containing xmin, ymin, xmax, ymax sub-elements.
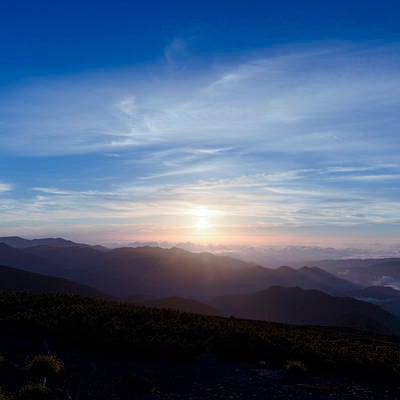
<box><xmin>60</xmin><ymin>358</ymin><xmax>400</xmax><ymax>399</ymax></box>
<box><xmin>1</xmin><ymin>335</ymin><xmax>399</xmax><ymax>399</ymax></box>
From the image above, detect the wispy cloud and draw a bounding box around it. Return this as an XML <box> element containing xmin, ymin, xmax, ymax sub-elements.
<box><xmin>0</xmin><ymin>182</ymin><xmax>13</xmax><ymax>193</ymax></box>
<box><xmin>1</xmin><ymin>44</ymin><xmax>399</xmax><ymax>160</ymax></box>
<box><xmin>164</xmin><ymin>37</ymin><xmax>189</xmax><ymax>68</ymax></box>
<box><xmin>329</xmin><ymin>174</ymin><xmax>400</xmax><ymax>182</ymax></box>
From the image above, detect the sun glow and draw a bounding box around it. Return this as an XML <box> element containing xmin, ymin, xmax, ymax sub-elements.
<box><xmin>196</xmin><ymin>217</ymin><xmax>210</xmax><ymax>230</ymax></box>
<box><xmin>192</xmin><ymin>207</ymin><xmax>214</xmax><ymax>231</ymax></box>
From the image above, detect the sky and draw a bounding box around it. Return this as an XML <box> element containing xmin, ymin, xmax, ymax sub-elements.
<box><xmin>0</xmin><ymin>0</ymin><xmax>400</xmax><ymax>247</ymax></box>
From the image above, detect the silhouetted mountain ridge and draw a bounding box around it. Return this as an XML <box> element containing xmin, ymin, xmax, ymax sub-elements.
<box><xmin>212</xmin><ymin>286</ymin><xmax>400</xmax><ymax>336</ymax></box>
<box><xmin>0</xmin><ymin>264</ymin><xmax>110</xmax><ymax>298</ymax></box>
<box><xmin>0</xmin><ymin>236</ymin><xmax>108</xmax><ymax>251</ymax></box>
<box><xmin>349</xmin><ymin>286</ymin><xmax>400</xmax><ymax>317</ymax></box>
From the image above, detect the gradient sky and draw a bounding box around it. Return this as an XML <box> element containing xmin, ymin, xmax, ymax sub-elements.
<box><xmin>1</xmin><ymin>0</ymin><xmax>400</xmax><ymax>246</ymax></box>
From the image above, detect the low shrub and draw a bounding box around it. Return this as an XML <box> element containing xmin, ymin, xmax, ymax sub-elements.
<box><xmin>285</xmin><ymin>360</ymin><xmax>307</xmax><ymax>375</ymax></box>
<box><xmin>18</xmin><ymin>383</ymin><xmax>52</xmax><ymax>400</ymax></box>
<box><xmin>0</xmin><ymin>387</ymin><xmax>9</xmax><ymax>400</ymax></box>
<box><xmin>25</xmin><ymin>355</ymin><xmax>63</xmax><ymax>381</ymax></box>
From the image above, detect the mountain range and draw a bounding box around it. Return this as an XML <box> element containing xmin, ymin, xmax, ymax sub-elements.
<box><xmin>0</xmin><ymin>240</ymin><xmax>359</xmax><ymax>298</ymax></box>
<box><xmin>2</xmin><ymin>236</ymin><xmax>400</xmax><ymax>337</ymax></box>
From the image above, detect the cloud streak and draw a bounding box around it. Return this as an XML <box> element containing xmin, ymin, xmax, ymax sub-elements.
<box><xmin>1</xmin><ymin>44</ymin><xmax>399</xmax><ymax>159</ymax></box>
<box><xmin>0</xmin><ymin>182</ymin><xmax>13</xmax><ymax>193</ymax></box>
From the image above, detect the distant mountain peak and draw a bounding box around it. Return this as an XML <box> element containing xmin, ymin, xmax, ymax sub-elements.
<box><xmin>276</xmin><ymin>265</ymin><xmax>294</xmax><ymax>271</ymax></box>
<box><xmin>0</xmin><ymin>236</ymin><xmax>108</xmax><ymax>251</ymax></box>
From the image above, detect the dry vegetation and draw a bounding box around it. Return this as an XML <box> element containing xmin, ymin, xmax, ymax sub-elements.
<box><xmin>1</xmin><ymin>292</ymin><xmax>400</xmax><ymax>398</ymax></box>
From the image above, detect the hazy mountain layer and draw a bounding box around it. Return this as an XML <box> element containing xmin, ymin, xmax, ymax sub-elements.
<box><xmin>212</xmin><ymin>286</ymin><xmax>400</xmax><ymax>336</ymax></box>
<box><xmin>0</xmin><ymin>264</ymin><xmax>110</xmax><ymax>298</ymax></box>
<box><xmin>0</xmin><ymin>236</ymin><xmax>107</xmax><ymax>251</ymax></box>
<box><xmin>308</xmin><ymin>258</ymin><xmax>400</xmax><ymax>288</ymax></box>
<box><xmin>350</xmin><ymin>286</ymin><xmax>400</xmax><ymax>317</ymax></box>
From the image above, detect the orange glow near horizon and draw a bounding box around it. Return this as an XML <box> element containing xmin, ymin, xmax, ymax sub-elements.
<box><xmin>82</xmin><ymin>206</ymin><xmax>378</xmax><ymax>247</ymax></box>
<box><xmin>71</xmin><ymin>226</ymin><xmax>385</xmax><ymax>248</ymax></box>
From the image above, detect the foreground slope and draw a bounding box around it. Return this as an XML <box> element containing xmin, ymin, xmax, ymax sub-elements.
<box><xmin>140</xmin><ymin>296</ymin><xmax>224</xmax><ymax>316</ymax></box>
<box><xmin>212</xmin><ymin>286</ymin><xmax>400</xmax><ymax>336</ymax></box>
<box><xmin>1</xmin><ymin>292</ymin><xmax>400</xmax><ymax>385</ymax></box>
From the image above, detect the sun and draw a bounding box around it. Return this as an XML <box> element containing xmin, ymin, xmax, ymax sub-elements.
<box><xmin>192</xmin><ymin>207</ymin><xmax>214</xmax><ymax>231</ymax></box>
<box><xmin>196</xmin><ymin>217</ymin><xmax>210</xmax><ymax>230</ymax></box>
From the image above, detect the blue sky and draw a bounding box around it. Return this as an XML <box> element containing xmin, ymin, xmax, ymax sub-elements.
<box><xmin>1</xmin><ymin>1</ymin><xmax>400</xmax><ymax>246</ymax></box>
